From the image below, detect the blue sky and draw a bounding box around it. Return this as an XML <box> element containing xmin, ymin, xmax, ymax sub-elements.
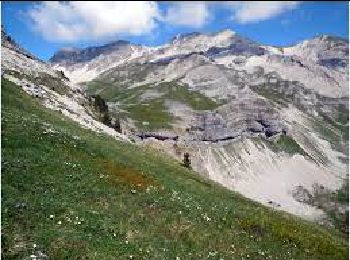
<box><xmin>2</xmin><ymin>1</ymin><xmax>349</xmax><ymax>61</ymax></box>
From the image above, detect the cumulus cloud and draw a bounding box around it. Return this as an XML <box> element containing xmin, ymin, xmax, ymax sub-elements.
<box><xmin>27</xmin><ymin>1</ymin><xmax>160</xmax><ymax>42</ymax></box>
<box><xmin>164</xmin><ymin>2</ymin><xmax>210</xmax><ymax>28</ymax></box>
<box><xmin>25</xmin><ymin>1</ymin><xmax>301</xmax><ymax>42</ymax></box>
<box><xmin>227</xmin><ymin>1</ymin><xmax>300</xmax><ymax>24</ymax></box>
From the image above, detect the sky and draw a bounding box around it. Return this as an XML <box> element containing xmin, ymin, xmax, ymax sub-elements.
<box><xmin>1</xmin><ymin>1</ymin><xmax>349</xmax><ymax>61</ymax></box>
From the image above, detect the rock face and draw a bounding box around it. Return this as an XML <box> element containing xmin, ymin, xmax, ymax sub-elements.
<box><xmin>186</xmin><ymin>97</ymin><xmax>285</xmax><ymax>142</ymax></box>
<box><xmin>50</xmin><ymin>40</ymin><xmax>133</xmax><ymax>65</ymax></box>
<box><xmin>284</xmin><ymin>35</ymin><xmax>349</xmax><ymax>65</ymax></box>
<box><xmin>50</xmin><ymin>40</ymin><xmax>149</xmax><ymax>84</ymax></box>
<box><xmin>1</xmin><ymin>26</ymin><xmax>37</xmax><ymax>60</ymax></box>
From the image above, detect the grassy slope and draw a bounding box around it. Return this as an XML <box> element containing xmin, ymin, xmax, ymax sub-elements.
<box><xmin>87</xmin><ymin>80</ymin><xmax>219</xmax><ymax>131</ymax></box>
<box><xmin>2</xmin><ymin>79</ymin><xmax>348</xmax><ymax>259</ymax></box>
<box><xmin>254</xmin><ymin>135</ymin><xmax>309</xmax><ymax>158</ymax></box>
<box><xmin>4</xmin><ymin>69</ymin><xmax>70</xmax><ymax>95</ymax></box>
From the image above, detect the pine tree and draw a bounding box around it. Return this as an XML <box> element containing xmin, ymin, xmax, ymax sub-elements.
<box><xmin>183</xmin><ymin>152</ymin><xmax>191</xmax><ymax>168</ymax></box>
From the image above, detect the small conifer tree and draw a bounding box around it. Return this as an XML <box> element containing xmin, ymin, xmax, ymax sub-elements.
<box><xmin>183</xmin><ymin>152</ymin><xmax>191</xmax><ymax>168</ymax></box>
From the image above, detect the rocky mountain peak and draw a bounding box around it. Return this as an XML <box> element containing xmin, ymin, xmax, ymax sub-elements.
<box><xmin>1</xmin><ymin>26</ymin><xmax>37</xmax><ymax>60</ymax></box>
<box><xmin>50</xmin><ymin>39</ymin><xmax>135</xmax><ymax>65</ymax></box>
<box><xmin>57</xmin><ymin>47</ymin><xmax>80</xmax><ymax>53</ymax></box>
<box><xmin>171</xmin><ymin>32</ymin><xmax>202</xmax><ymax>42</ymax></box>
<box><xmin>316</xmin><ymin>34</ymin><xmax>348</xmax><ymax>43</ymax></box>
<box><xmin>171</xmin><ymin>29</ymin><xmax>237</xmax><ymax>45</ymax></box>
<box><xmin>289</xmin><ymin>34</ymin><xmax>347</xmax><ymax>50</ymax></box>
<box><xmin>283</xmin><ymin>34</ymin><xmax>349</xmax><ymax>67</ymax></box>
<box><xmin>104</xmin><ymin>39</ymin><xmax>130</xmax><ymax>46</ymax></box>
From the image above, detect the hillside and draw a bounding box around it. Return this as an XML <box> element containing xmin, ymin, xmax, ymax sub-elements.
<box><xmin>1</xmin><ymin>22</ymin><xmax>349</xmax><ymax>259</ymax></box>
<box><xmin>51</xmin><ymin>29</ymin><xmax>349</xmax><ymax>223</ymax></box>
<box><xmin>2</xmin><ymin>78</ymin><xmax>348</xmax><ymax>259</ymax></box>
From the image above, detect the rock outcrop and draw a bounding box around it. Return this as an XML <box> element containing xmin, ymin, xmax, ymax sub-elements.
<box><xmin>1</xmin><ymin>27</ymin><xmax>128</xmax><ymax>142</ymax></box>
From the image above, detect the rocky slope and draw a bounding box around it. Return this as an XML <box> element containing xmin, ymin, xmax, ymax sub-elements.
<box><xmin>51</xmin><ymin>40</ymin><xmax>150</xmax><ymax>84</ymax></box>
<box><xmin>50</xmin><ymin>29</ymin><xmax>349</xmax><ymax>225</ymax></box>
<box><xmin>1</xmin><ymin>27</ymin><xmax>128</xmax><ymax>142</ymax></box>
<box><xmin>4</xmin><ymin>27</ymin><xmax>349</xmax><ymax>227</ymax></box>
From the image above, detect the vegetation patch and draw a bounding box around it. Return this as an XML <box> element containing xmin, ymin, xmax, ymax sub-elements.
<box><xmin>275</xmin><ymin>135</ymin><xmax>309</xmax><ymax>156</ymax></box>
<box><xmin>157</xmin><ymin>81</ymin><xmax>219</xmax><ymax>111</ymax></box>
<box><xmin>318</xmin><ymin>106</ymin><xmax>349</xmax><ymax>142</ymax></box>
<box><xmin>310</xmin><ymin>114</ymin><xmax>347</xmax><ymax>154</ymax></box>
<box><xmin>126</xmin><ymin>100</ymin><xmax>176</xmax><ymax>130</ymax></box>
<box><xmin>96</xmin><ymin>158</ymin><xmax>157</xmax><ymax>189</ymax></box>
<box><xmin>255</xmin><ymin>135</ymin><xmax>309</xmax><ymax>157</ymax></box>
<box><xmin>295</xmin><ymin>183</ymin><xmax>349</xmax><ymax>236</ymax></box>
<box><xmin>87</xmin><ymin>80</ymin><xmax>220</xmax><ymax>130</ymax></box>
<box><xmin>2</xmin><ymin>78</ymin><xmax>348</xmax><ymax>259</ymax></box>
<box><xmin>250</xmin><ymin>85</ymin><xmax>292</xmax><ymax>108</ymax></box>
<box><xmin>4</xmin><ymin>69</ymin><xmax>70</xmax><ymax>95</ymax></box>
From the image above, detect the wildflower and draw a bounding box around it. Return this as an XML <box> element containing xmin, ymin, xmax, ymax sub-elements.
<box><xmin>203</xmin><ymin>213</ymin><xmax>211</xmax><ymax>221</ymax></box>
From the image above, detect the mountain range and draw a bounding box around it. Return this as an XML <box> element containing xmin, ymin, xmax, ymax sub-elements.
<box><xmin>47</xmin><ymin>29</ymin><xmax>349</xmax><ymax>221</ymax></box>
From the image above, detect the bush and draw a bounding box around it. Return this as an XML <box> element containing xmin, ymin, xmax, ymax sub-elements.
<box><xmin>183</xmin><ymin>152</ymin><xmax>191</xmax><ymax>168</ymax></box>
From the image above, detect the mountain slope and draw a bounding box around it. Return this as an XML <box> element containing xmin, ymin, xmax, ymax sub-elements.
<box><xmin>1</xmin><ymin>27</ymin><xmax>127</xmax><ymax>142</ymax></box>
<box><xmin>53</xmin><ymin>30</ymin><xmax>349</xmax><ymax>98</ymax></box>
<box><xmin>52</xmin><ymin>30</ymin><xmax>349</xmax><ymax>223</ymax></box>
<box><xmin>2</xmin><ymin>78</ymin><xmax>348</xmax><ymax>259</ymax></box>
<box><xmin>1</xmin><ymin>26</ymin><xmax>348</xmax><ymax>258</ymax></box>
<box><xmin>51</xmin><ymin>40</ymin><xmax>149</xmax><ymax>84</ymax></box>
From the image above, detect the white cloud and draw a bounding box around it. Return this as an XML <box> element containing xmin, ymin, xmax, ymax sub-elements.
<box><xmin>25</xmin><ymin>1</ymin><xmax>301</xmax><ymax>42</ymax></box>
<box><xmin>27</xmin><ymin>1</ymin><xmax>160</xmax><ymax>42</ymax></box>
<box><xmin>164</xmin><ymin>2</ymin><xmax>210</xmax><ymax>28</ymax></box>
<box><xmin>227</xmin><ymin>1</ymin><xmax>300</xmax><ymax>24</ymax></box>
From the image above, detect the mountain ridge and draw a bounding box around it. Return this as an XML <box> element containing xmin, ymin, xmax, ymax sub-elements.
<box><xmin>49</xmin><ymin>29</ymin><xmax>349</xmax><ymax>63</ymax></box>
<box><xmin>49</xmin><ymin>28</ymin><xmax>349</xmax><ymax>99</ymax></box>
